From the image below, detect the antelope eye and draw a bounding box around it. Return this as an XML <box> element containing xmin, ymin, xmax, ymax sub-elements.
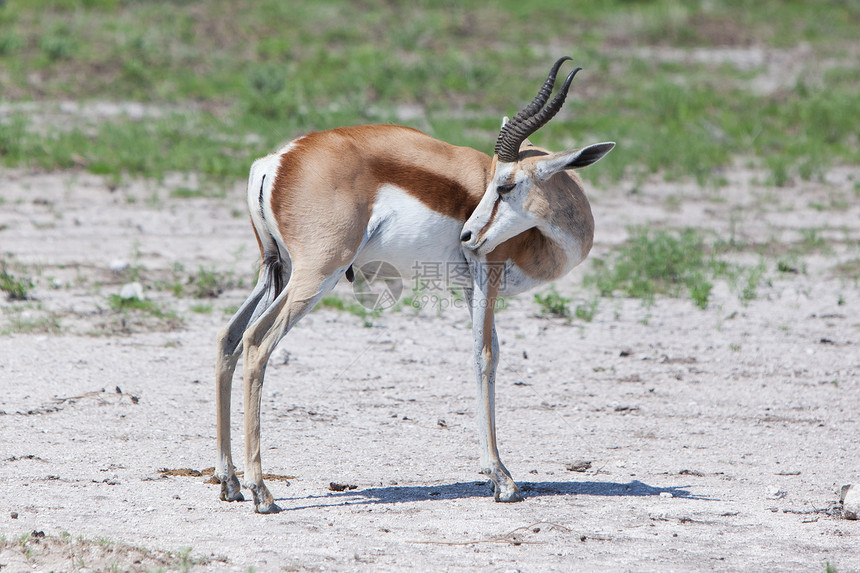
<box><xmin>496</xmin><ymin>183</ymin><xmax>516</xmax><ymax>194</ymax></box>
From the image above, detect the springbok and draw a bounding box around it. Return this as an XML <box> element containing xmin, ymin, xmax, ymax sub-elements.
<box><xmin>215</xmin><ymin>57</ymin><xmax>614</xmax><ymax>513</ymax></box>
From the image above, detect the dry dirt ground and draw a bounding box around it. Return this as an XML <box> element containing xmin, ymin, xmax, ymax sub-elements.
<box><xmin>1</xmin><ymin>162</ymin><xmax>859</xmax><ymax>572</ymax></box>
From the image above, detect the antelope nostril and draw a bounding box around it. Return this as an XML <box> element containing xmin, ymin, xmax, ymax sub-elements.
<box><xmin>460</xmin><ymin>229</ymin><xmax>472</xmax><ymax>243</ymax></box>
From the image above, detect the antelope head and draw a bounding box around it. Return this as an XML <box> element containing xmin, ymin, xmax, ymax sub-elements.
<box><xmin>460</xmin><ymin>57</ymin><xmax>615</xmax><ymax>258</ymax></box>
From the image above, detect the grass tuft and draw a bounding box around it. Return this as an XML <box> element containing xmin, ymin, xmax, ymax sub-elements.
<box><xmin>107</xmin><ymin>294</ymin><xmax>174</xmax><ymax>319</ymax></box>
<box><xmin>534</xmin><ymin>285</ymin><xmax>571</xmax><ymax>318</ymax></box>
<box><xmin>586</xmin><ymin>228</ymin><xmax>716</xmax><ymax>309</ymax></box>
<box><xmin>1</xmin><ymin>266</ymin><xmax>34</xmax><ymax>301</ymax></box>
<box><xmin>585</xmin><ymin>227</ymin><xmax>773</xmax><ymax>309</ymax></box>
<box><xmin>317</xmin><ymin>293</ymin><xmax>380</xmax><ymax>328</ymax></box>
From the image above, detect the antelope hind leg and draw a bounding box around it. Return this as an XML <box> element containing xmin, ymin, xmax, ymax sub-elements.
<box><xmin>215</xmin><ymin>277</ymin><xmax>273</xmax><ymax>503</ymax></box>
<box><xmin>241</xmin><ymin>272</ymin><xmax>340</xmax><ymax>513</ymax></box>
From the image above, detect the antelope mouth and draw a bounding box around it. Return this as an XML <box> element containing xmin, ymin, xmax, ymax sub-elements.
<box><xmin>464</xmin><ymin>238</ymin><xmax>489</xmax><ymax>256</ymax></box>
<box><xmin>459</xmin><ymin>228</ymin><xmax>487</xmax><ymax>253</ymax></box>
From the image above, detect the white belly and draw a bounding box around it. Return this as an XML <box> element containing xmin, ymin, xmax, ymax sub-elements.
<box><xmin>355</xmin><ymin>184</ymin><xmax>466</xmax><ymax>287</ymax></box>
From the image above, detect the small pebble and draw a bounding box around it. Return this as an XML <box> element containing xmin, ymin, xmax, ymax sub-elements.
<box><xmin>10</xmin><ymin>511</ymin><xmax>18</xmax><ymax>519</ymax></box>
<box><xmin>767</xmin><ymin>486</ymin><xmax>787</xmax><ymax>500</ymax></box>
<box><xmin>119</xmin><ymin>282</ymin><xmax>145</xmax><ymax>300</ymax></box>
<box><xmin>842</xmin><ymin>484</ymin><xmax>859</xmax><ymax>520</ymax></box>
<box><xmin>329</xmin><ymin>482</ymin><xmax>357</xmax><ymax>492</ymax></box>
<box><xmin>566</xmin><ymin>460</ymin><xmax>592</xmax><ymax>472</ymax></box>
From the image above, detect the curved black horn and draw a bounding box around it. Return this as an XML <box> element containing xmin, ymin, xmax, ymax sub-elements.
<box><xmin>495</xmin><ymin>57</ymin><xmax>570</xmax><ymax>161</ymax></box>
<box><xmin>509</xmin><ymin>56</ymin><xmax>571</xmax><ymax>127</ymax></box>
<box><xmin>503</xmin><ymin>67</ymin><xmax>580</xmax><ymax>148</ymax></box>
<box><xmin>494</xmin><ymin>59</ymin><xmax>581</xmax><ymax>163</ymax></box>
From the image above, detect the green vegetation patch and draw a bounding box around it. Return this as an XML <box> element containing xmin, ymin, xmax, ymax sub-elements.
<box><xmin>155</xmin><ymin>265</ymin><xmax>245</xmax><ymax>299</ymax></box>
<box><xmin>1</xmin><ymin>265</ymin><xmax>33</xmax><ymax>301</ymax></box>
<box><xmin>534</xmin><ymin>285</ymin><xmax>572</xmax><ymax>318</ymax></box>
<box><xmin>0</xmin><ymin>1</ymin><xmax>857</xmax><ymax>185</ymax></box>
<box><xmin>585</xmin><ymin>227</ymin><xmax>768</xmax><ymax>309</ymax></box>
<box><xmin>317</xmin><ymin>293</ymin><xmax>380</xmax><ymax>328</ymax></box>
<box><xmin>1</xmin><ymin>308</ymin><xmax>62</xmax><ymax>335</ymax></box>
<box><xmin>534</xmin><ymin>285</ymin><xmax>599</xmax><ymax>322</ymax></box>
<box><xmin>107</xmin><ymin>294</ymin><xmax>175</xmax><ymax>319</ymax></box>
<box><xmin>97</xmin><ymin>293</ymin><xmax>183</xmax><ymax>334</ymax></box>
<box><xmin>831</xmin><ymin>259</ymin><xmax>860</xmax><ymax>282</ymax></box>
<box><xmin>0</xmin><ymin>531</ymin><xmax>212</xmax><ymax>573</ymax></box>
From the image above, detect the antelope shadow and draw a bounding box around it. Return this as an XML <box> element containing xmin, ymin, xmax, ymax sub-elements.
<box><xmin>277</xmin><ymin>478</ymin><xmax>713</xmax><ymax>511</ymax></box>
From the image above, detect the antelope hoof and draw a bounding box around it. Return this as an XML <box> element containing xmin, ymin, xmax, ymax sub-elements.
<box><xmin>494</xmin><ymin>484</ymin><xmax>524</xmax><ymax>503</ymax></box>
<box><xmin>490</xmin><ymin>476</ymin><xmax>523</xmax><ymax>503</ymax></box>
<box><xmin>219</xmin><ymin>474</ymin><xmax>244</xmax><ymax>502</ymax></box>
<box><xmin>255</xmin><ymin>500</ymin><xmax>282</xmax><ymax>514</ymax></box>
<box><xmin>248</xmin><ymin>483</ymin><xmax>281</xmax><ymax>514</ymax></box>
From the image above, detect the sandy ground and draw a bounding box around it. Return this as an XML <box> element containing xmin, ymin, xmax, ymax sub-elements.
<box><xmin>1</xmin><ymin>163</ymin><xmax>859</xmax><ymax>572</ymax></box>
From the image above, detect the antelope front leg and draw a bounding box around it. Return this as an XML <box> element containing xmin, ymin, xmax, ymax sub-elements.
<box><xmin>468</xmin><ymin>257</ymin><xmax>523</xmax><ymax>502</ymax></box>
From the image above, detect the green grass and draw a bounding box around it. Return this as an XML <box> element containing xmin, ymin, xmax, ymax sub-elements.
<box><xmin>190</xmin><ymin>303</ymin><xmax>213</xmax><ymax>314</ymax></box>
<box><xmin>777</xmin><ymin>258</ymin><xmax>805</xmax><ymax>276</ymax></box>
<box><xmin>585</xmin><ymin>227</ymin><xmax>771</xmax><ymax>309</ymax></box>
<box><xmin>533</xmin><ymin>286</ymin><xmax>599</xmax><ymax>322</ymax></box>
<box><xmin>797</xmin><ymin>228</ymin><xmax>830</xmax><ymax>255</ymax></box>
<box><xmin>6</xmin><ymin>315</ymin><xmax>62</xmax><ymax>335</ymax></box>
<box><xmin>107</xmin><ymin>294</ymin><xmax>174</xmax><ymax>319</ymax></box>
<box><xmin>189</xmin><ymin>267</ymin><xmax>233</xmax><ymax>299</ymax></box>
<box><xmin>574</xmin><ymin>296</ymin><xmax>600</xmax><ymax>323</ymax></box>
<box><xmin>0</xmin><ymin>0</ymin><xmax>857</xmax><ymax>184</ymax></box>
<box><xmin>170</xmin><ymin>187</ymin><xmax>207</xmax><ymax>199</ymax></box>
<box><xmin>156</xmin><ymin>266</ymin><xmax>242</xmax><ymax>299</ymax></box>
<box><xmin>100</xmin><ymin>292</ymin><xmax>184</xmax><ymax>334</ymax></box>
<box><xmin>534</xmin><ymin>285</ymin><xmax>571</xmax><ymax>318</ymax></box>
<box><xmin>0</xmin><ymin>531</ymin><xmax>208</xmax><ymax>572</ymax></box>
<box><xmin>586</xmin><ymin>228</ymin><xmax>714</xmax><ymax>308</ymax></box>
<box><xmin>317</xmin><ymin>293</ymin><xmax>380</xmax><ymax>327</ymax></box>
<box><xmin>1</xmin><ymin>306</ymin><xmax>62</xmax><ymax>335</ymax></box>
<box><xmin>831</xmin><ymin>259</ymin><xmax>860</xmax><ymax>282</ymax></box>
<box><xmin>0</xmin><ymin>265</ymin><xmax>33</xmax><ymax>301</ymax></box>
<box><xmin>739</xmin><ymin>262</ymin><xmax>767</xmax><ymax>305</ymax></box>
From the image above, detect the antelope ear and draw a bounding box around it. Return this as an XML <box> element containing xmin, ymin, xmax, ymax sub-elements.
<box><xmin>500</xmin><ymin>116</ymin><xmax>510</xmax><ymax>129</ymax></box>
<box><xmin>534</xmin><ymin>142</ymin><xmax>615</xmax><ymax>180</ymax></box>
